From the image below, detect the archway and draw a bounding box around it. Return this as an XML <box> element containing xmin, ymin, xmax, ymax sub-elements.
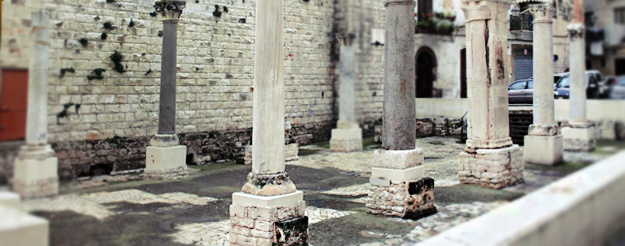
<box><xmin>415</xmin><ymin>47</ymin><xmax>437</xmax><ymax>98</ymax></box>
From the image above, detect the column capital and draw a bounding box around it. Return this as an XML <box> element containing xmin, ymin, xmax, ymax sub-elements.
<box><xmin>384</xmin><ymin>0</ymin><xmax>415</xmax><ymax>7</ymax></box>
<box><xmin>336</xmin><ymin>33</ymin><xmax>356</xmax><ymax>46</ymax></box>
<box><xmin>461</xmin><ymin>1</ymin><xmax>490</xmax><ymax>22</ymax></box>
<box><xmin>528</xmin><ymin>3</ymin><xmax>554</xmax><ymax>23</ymax></box>
<box><xmin>154</xmin><ymin>0</ymin><xmax>186</xmax><ymax>20</ymax></box>
<box><xmin>567</xmin><ymin>23</ymin><xmax>585</xmax><ymax>40</ymax></box>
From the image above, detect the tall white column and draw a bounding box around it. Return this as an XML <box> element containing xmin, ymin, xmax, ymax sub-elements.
<box><xmin>144</xmin><ymin>0</ymin><xmax>188</xmax><ymax>179</ymax></box>
<box><xmin>367</xmin><ymin>0</ymin><xmax>436</xmax><ymax>220</ymax></box>
<box><xmin>458</xmin><ymin>0</ymin><xmax>522</xmax><ymax>189</ymax></box>
<box><xmin>523</xmin><ymin>3</ymin><xmax>563</xmax><ymax>165</ymax></box>
<box><xmin>230</xmin><ymin>0</ymin><xmax>307</xmax><ymax>244</ymax></box>
<box><xmin>330</xmin><ymin>35</ymin><xmax>363</xmax><ymax>152</ymax></box>
<box><xmin>12</xmin><ymin>10</ymin><xmax>59</xmax><ymax>199</ymax></box>
<box><xmin>562</xmin><ymin>24</ymin><xmax>596</xmax><ymax>151</ymax></box>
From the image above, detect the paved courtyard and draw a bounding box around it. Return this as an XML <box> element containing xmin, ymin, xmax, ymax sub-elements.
<box><xmin>21</xmin><ymin>137</ymin><xmax>624</xmax><ymax>246</ymax></box>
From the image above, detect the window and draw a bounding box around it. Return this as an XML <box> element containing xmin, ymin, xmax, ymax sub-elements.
<box><xmin>615</xmin><ymin>7</ymin><xmax>625</xmax><ymax>24</ymax></box>
<box><xmin>509</xmin><ymin>81</ymin><xmax>526</xmax><ymax>90</ymax></box>
<box><xmin>557</xmin><ymin>77</ymin><xmax>570</xmax><ymax>88</ymax></box>
<box><xmin>527</xmin><ymin>80</ymin><xmax>534</xmax><ymax>89</ymax></box>
<box><xmin>417</xmin><ymin>0</ymin><xmax>433</xmax><ymax>18</ymax></box>
<box><xmin>618</xmin><ymin>77</ymin><xmax>625</xmax><ymax>86</ymax></box>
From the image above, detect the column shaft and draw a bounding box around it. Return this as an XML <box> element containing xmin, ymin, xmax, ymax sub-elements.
<box><xmin>382</xmin><ymin>0</ymin><xmax>416</xmax><ymax>151</ymax></box>
<box><xmin>532</xmin><ymin>5</ymin><xmax>555</xmax><ymax>127</ymax></box>
<box><xmin>568</xmin><ymin>24</ymin><xmax>586</xmax><ymax>124</ymax></box>
<box><xmin>157</xmin><ymin>20</ymin><xmax>179</xmax><ymax>135</ymax></box>
<box><xmin>252</xmin><ymin>0</ymin><xmax>286</xmax><ymax>175</ymax></box>
<box><xmin>462</xmin><ymin>1</ymin><xmax>512</xmax><ymax>150</ymax></box>
<box><xmin>338</xmin><ymin>38</ymin><xmax>356</xmax><ymax>127</ymax></box>
<box><xmin>26</xmin><ymin>11</ymin><xmax>50</xmax><ymax>146</ymax></box>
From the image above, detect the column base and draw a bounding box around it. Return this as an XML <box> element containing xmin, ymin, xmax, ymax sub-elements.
<box><xmin>523</xmin><ymin>135</ymin><xmax>564</xmax><ymax>166</ymax></box>
<box><xmin>562</xmin><ymin>127</ymin><xmax>596</xmax><ymax>152</ymax></box>
<box><xmin>366</xmin><ymin>177</ymin><xmax>437</xmax><ymax>219</ymax></box>
<box><xmin>0</xmin><ymin>206</ymin><xmax>49</xmax><ymax>246</ymax></box>
<box><xmin>459</xmin><ymin>145</ymin><xmax>523</xmax><ymax>189</ymax></box>
<box><xmin>330</xmin><ymin>128</ymin><xmax>363</xmax><ymax>152</ymax></box>
<box><xmin>144</xmin><ymin>145</ymin><xmax>188</xmax><ymax>179</ymax></box>
<box><xmin>230</xmin><ymin>191</ymin><xmax>308</xmax><ymax>246</ymax></box>
<box><xmin>12</xmin><ymin>150</ymin><xmax>59</xmax><ymax>199</ymax></box>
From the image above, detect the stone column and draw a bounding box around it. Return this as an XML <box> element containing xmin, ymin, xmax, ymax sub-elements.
<box><xmin>523</xmin><ymin>3</ymin><xmax>563</xmax><ymax>165</ymax></box>
<box><xmin>562</xmin><ymin>23</ymin><xmax>596</xmax><ymax>151</ymax></box>
<box><xmin>12</xmin><ymin>10</ymin><xmax>59</xmax><ymax>199</ymax></box>
<box><xmin>145</xmin><ymin>0</ymin><xmax>188</xmax><ymax>179</ymax></box>
<box><xmin>330</xmin><ymin>34</ymin><xmax>363</xmax><ymax>152</ymax></box>
<box><xmin>230</xmin><ymin>0</ymin><xmax>307</xmax><ymax>245</ymax></box>
<box><xmin>366</xmin><ymin>0</ymin><xmax>436</xmax><ymax>220</ymax></box>
<box><xmin>458</xmin><ymin>0</ymin><xmax>523</xmax><ymax>189</ymax></box>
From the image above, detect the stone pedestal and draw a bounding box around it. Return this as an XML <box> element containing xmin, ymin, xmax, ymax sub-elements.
<box><xmin>524</xmin><ymin>135</ymin><xmax>564</xmax><ymax>165</ymax></box>
<box><xmin>562</xmin><ymin>126</ymin><xmax>596</xmax><ymax>152</ymax></box>
<box><xmin>0</xmin><ymin>206</ymin><xmax>49</xmax><ymax>246</ymax></box>
<box><xmin>12</xmin><ymin>145</ymin><xmax>59</xmax><ymax>199</ymax></box>
<box><xmin>0</xmin><ymin>191</ymin><xmax>21</xmax><ymax>210</ymax></box>
<box><xmin>330</xmin><ymin>127</ymin><xmax>363</xmax><ymax>152</ymax></box>
<box><xmin>459</xmin><ymin>145</ymin><xmax>523</xmax><ymax>189</ymax></box>
<box><xmin>230</xmin><ymin>191</ymin><xmax>307</xmax><ymax>246</ymax></box>
<box><xmin>367</xmin><ymin>149</ymin><xmax>436</xmax><ymax>219</ymax></box>
<box><xmin>144</xmin><ymin>134</ymin><xmax>187</xmax><ymax>179</ymax></box>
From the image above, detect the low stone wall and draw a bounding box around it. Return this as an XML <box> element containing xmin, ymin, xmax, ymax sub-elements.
<box><xmin>374</xmin><ymin>117</ymin><xmax>466</xmax><ymax>143</ymax></box>
<box><xmin>420</xmin><ymin>151</ymin><xmax>625</xmax><ymax>245</ymax></box>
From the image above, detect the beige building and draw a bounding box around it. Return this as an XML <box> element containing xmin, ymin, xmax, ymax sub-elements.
<box><xmin>413</xmin><ymin>0</ymin><xmax>571</xmax><ymax>99</ymax></box>
<box><xmin>585</xmin><ymin>0</ymin><xmax>625</xmax><ymax>75</ymax></box>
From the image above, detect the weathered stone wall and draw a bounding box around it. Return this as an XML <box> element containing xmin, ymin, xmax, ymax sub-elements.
<box><xmin>1</xmin><ymin>0</ymin><xmax>388</xmax><ymax>180</ymax></box>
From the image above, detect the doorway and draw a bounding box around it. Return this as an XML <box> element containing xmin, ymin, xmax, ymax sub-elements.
<box><xmin>0</xmin><ymin>70</ymin><xmax>28</xmax><ymax>141</ymax></box>
<box><xmin>416</xmin><ymin>47</ymin><xmax>437</xmax><ymax>98</ymax></box>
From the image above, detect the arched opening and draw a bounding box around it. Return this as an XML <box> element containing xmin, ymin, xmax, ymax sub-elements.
<box><xmin>415</xmin><ymin>47</ymin><xmax>437</xmax><ymax>98</ymax></box>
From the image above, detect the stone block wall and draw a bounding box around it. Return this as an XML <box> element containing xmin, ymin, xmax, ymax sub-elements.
<box><xmin>0</xmin><ymin>0</ymin><xmax>388</xmax><ymax>179</ymax></box>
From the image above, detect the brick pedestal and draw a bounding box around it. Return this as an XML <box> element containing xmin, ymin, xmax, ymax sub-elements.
<box><xmin>230</xmin><ymin>191</ymin><xmax>308</xmax><ymax>245</ymax></box>
<box><xmin>459</xmin><ymin>145</ymin><xmax>523</xmax><ymax>189</ymax></box>
<box><xmin>367</xmin><ymin>177</ymin><xmax>436</xmax><ymax>219</ymax></box>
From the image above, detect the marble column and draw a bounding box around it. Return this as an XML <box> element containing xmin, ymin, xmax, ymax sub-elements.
<box><xmin>12</xmin><ymin>10</ymin><xmax>59</xmax><ymax>199</ymax></box>
<box><xmin>457</xmin><ymin>0</ymin><xmax>523</xmax><ymax>189</ymax></box>
<box><xmin>330</xmin><ymin>34</ymin><xmax>363</xmax><ymax>152</ymax></box>
<box><xmin>230</xmin><ymin>0</ymin><xmax>307</xmax><ymax>245</ymax></box>
<box><xmin>366</xmin><ymin>0</ymin><xmax>436</xmax><ymax>220</ymax></box>
<box><xmin>562</xmin><ymin>23</ymin><xmax>596</xmax><ymax>151</ymax></box>
<box><xmin>145</xmin><ymin>0</ymin><xmax>188</xmax><ymax>179</ymax></box>
<box><xmin>523</xmin><ymin>3</ymin><xmax>563</xmax><ymax>165</ymax></box>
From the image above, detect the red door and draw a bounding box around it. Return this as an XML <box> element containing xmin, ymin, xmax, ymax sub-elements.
<box><xmin>0</xmin><ymin>70</ymin><xmax>28</xmax><ymax>141</ymax></box>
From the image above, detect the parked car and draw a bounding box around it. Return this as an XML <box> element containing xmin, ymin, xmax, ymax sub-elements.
<box><xmin>587</xmin><ymin>70</ymin><xmax>611</xmax><ymax>98</ymax></box>
<box><xmin>554</xmin><ymin>72</ymin><xmax>601</xmax><ymax>99</ymax></box>
<box><xmin>609</xmin><ymin>76</ymin><xmax>625</xmax><ymax>99</ymax></box>
<box><xmin>508</xmin><ymin>79</ymin><xmax>533</xmax><ymax>104</ymax></box>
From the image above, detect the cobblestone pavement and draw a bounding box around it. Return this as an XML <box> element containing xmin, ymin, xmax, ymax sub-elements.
<box><xmin>21</xmin><ymin>137</ymin><xmax>623</xmax><ymax>246</ymax></box>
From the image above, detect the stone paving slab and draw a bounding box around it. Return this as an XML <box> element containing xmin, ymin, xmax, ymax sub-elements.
<box><xmin>18</xmin><ymin>137</ymin><xmax>623</xmax><ymax>246</ymax></box>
